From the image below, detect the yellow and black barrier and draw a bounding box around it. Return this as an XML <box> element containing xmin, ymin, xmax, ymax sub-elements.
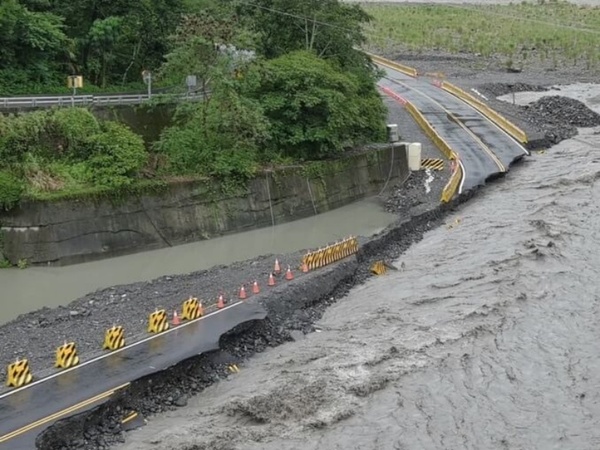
<box><xmin>301</xmin><ymin>236</ymin><xmax>359</xmax><ymax>271</ymax></box>
<box><xmin>6</xmin><ymin>359</ymin><xmax>33</xmax><ymax>388</ymax></box>
<box><xmin>421</xmin><ymin>158</ymin><xmax>444</xmax><ymax>171</ymax></box>
<box><xmin>55</xmin><ymin>342</ymin><xmax>80</xmax><ymax>370</ymax></box>
<box><xmin>366</xmin><ymin>52</ymin><xmax>418</xmax><ymax>78</ymax></box>
<box><xmin>182</xmin><ymin>297</ymin><xmax>203</xmax><ymax>321</ymax></box>
<box><xmin>441</xmin><ymin>81</ymin><xmax>528</xmax><ymax>144</ymax></box>
<box><xmin>103</xmin><ymin>325</ymin><xmax>125</xmax><ymax>351</ymax></box>
<box><xmin>370</xmin><ymin>261</ymin><xmax>387</xmax><ymax>276</ymax></box>
<box><xmin>228</xmin><ymin>364</ymin><xmax>240</xmax><ymax>373</ymax></box>
<box><xmin>148</xmin><ymin>309</ymin><xmax>169</xmax><ymax>334</ymax></box>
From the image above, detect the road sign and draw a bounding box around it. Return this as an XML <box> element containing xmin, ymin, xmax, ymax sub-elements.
<box><xmin>186</xmin><ymin>75</ymin><xmax>197</xmax><ymax>88</ymax></box>
<box><xmin>67</xmin><ymin>76</ymin><xmax>83</xmax><ymax>89</ymax></box>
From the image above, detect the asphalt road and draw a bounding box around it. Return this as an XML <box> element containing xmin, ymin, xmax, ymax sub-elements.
<box><xmin>378</xmin><ymin>66</ymin><xmax>529</xmax><ymax>191</ymax></box>
<box><xmin>0</xmin><ymin>300</ymin><xmax>266</xmax><ymax>449</ymax></box>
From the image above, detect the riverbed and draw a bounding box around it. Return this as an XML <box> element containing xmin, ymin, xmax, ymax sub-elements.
<box><xmin>0</xmin><ymin>199</ymin><xmax>396</xmax><ymax>325</ymax></box>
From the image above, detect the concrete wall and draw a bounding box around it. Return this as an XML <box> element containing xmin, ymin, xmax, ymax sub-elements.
<box><xmin>0</xmin><ymin>145</ymin><xmax>409</xmax><ymax>266</ymax></box>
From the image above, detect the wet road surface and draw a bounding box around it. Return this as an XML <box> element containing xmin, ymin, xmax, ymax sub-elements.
<box><xmin>115</xmin><ymin>127</ymin><xmax>600</xmax><ymax>450</ymax></box>
<box><xmin>379</xmin><ymin>66</ymin><xmax>529</xmax><ymax>191</ymax></box>
<box><xmin>0</xmin><ymin>300</ymin><xmax>266</xmax><ymax>449</ymax></box>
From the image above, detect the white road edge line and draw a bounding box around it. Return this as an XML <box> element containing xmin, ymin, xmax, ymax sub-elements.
<box><xmin>458</xmin><ymin>159</ymin><xmax>467</xmax><ymax>195</ymax></box>
<box><xmin>0</xmin><ymin>301</ymin><xmax>244</xmax><ymax>400</ymax></box>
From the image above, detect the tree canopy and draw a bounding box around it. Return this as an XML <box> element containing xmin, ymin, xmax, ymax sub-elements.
<box><xmin>0</xmin><ymin>0</ymin><xmax>388</xmax><ymax>208</ymax></box>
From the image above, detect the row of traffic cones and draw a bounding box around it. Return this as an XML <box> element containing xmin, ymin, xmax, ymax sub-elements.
<box><xmin>170</xmin><ymin>258</ymin><xmax>306</xmax><ymax>325</ymax></box>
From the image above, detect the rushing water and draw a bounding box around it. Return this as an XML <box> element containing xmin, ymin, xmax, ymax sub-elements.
<box><xmin>114</xmin><ymin>118</ymin><xmax>600</xmax><ymax>450</ymax></box>
<box><xmin>0</xmin><ymin>198</ymin><xmax>396</xmax><ymax>324</ymax></box>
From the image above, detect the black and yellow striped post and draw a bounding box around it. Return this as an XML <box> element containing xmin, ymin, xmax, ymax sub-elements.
<box><xmin>55</xmin><ymin>341</ymin><xmax>80</xmax><ymax>369</ymax></box>
<box><xmin>6</xmin><ymin>359</ymin><xmax>33</xmax><ymax>388</ymax></box>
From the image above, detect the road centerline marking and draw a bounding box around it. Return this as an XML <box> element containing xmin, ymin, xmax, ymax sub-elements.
<box><xmin>0</xmin><ymin>383</ymin><xmax>130</xmax><ymax>442</ymax></box>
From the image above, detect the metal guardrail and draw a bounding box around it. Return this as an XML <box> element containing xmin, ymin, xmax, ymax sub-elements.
<box><xmin>0</xmin><ymin>92</ymin><xmax>206</xmax><ymax>109</ymax></box>
<box><xmin>367</xmin><ymin>52</ymin><xmax>418</xmax><ymax>78</ymax></box>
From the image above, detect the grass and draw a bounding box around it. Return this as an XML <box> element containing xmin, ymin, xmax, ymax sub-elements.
<box><xmin>363</xmin><ymin>1</ymin><xmax>600</xmax><ymax>69</ymax></box>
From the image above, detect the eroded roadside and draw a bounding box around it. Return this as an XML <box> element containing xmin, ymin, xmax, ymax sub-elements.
<box><xmin>6</xmin><ymin>44</ymin><xmax>600</xmax><ymax>450</ymax></box>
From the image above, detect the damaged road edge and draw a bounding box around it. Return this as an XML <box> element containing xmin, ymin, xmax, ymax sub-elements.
<box><xmin>37</xmin><ymin>190</ymin><xmax>478</xmax><ymax>450</ymax></box>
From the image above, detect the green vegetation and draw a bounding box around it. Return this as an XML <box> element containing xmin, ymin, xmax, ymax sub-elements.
<box><xmin>0</xmin><ymin>108</ymin><xmax>149</xmax><ymax>201</ymax></box>
<box><xmin>363</xmin><ymin>0</ymin><xmax>600</xmax><ymax>69</ymax></box>
<box><xmin>0</xmin><ymin>0</ymin><xmax>387</xmax><ymax>212</ymax></box>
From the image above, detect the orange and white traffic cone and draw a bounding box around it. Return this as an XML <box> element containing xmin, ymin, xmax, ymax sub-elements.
<box><xmin>301</xmin><ymin>262</ymin><xmax>309</xmax><ymax>273</ymax></box>
<box><xmin>285</xmin><ymin>265</ymin><xmax>294</xmax><ymax>280</ymax></box>
<box><xmin>217</xmin><ymin>294</ymin><xmax>225</xmax><ymax>309</ymax></box>
<box><xmin>198</xmin><ymin>302</ymin><xmax>204</xmax><ymax>317</ymax></box>
<box><xmin>252</xmin><ymin>280</ymin><xmax>260</xmax><ymax>294</ymax></box>
<box><xmin>172</xmin><ymin>310</ymin><xmax>181</xmax><ymax>325</ymax></box>
<box><xmin>268</xmin><ymin>273</ymin><xmax>276</xmax><ymax>286</ymax></box>
<box><xmin>274</xmin><ymin>259</ymin><xmax>281</xmax><ymax>275</ymax></box>
<box><xmin>239</xmin><ymin>285</ymin><xmax>247</xmax><ymax>300</ymax></box>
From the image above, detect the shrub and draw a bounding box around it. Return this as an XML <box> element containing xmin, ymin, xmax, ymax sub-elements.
<box><xmin>0</xmin><ymin>171</ymin><xmax>24</xmax><ymax>210</ymax></box>
<box><xmin>86</xmin><ymin>122</ymin><xmax>148</xmax><ymax>188</ymax></box>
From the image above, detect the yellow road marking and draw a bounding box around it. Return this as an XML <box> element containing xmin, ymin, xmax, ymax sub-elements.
<box><xmin>0</xmin><ymin>383</ymin><xmax>130</xmax><ymax>443</ymax></box>
<box><xmin>121</xmin><ymin>411</ymin><xmax>138</xmax><ymax>424</ymax></box>
<box><xmin>377</xmin><ymin>59</ymin><xmax>529</xmax><ymax>154</ymax></box>
<box><xmin>388</xmin><ymin>76</ymin><xmax>506</xmax><ymax>173</ymax></box>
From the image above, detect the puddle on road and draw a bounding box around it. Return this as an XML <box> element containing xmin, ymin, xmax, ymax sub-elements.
<box><xmin>0</xmin><ymin>198</ymin><xmax>396</xmax><ymax>324</ymax></box>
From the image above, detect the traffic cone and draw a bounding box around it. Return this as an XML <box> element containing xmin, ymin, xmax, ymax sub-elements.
<box><xmin>198</xmin><ymin>302</ymin><xmax>204</xmax><ymax>316</ymax></box>
<box><xmin>172</xmin><ymin>310</ymin><xmax>181</xmax><ymax>325</ymax></box>
<box><xmin>301</xmin><ymin>262</ymin><xmax>309</xmax><ymax>273</ymax></box>
<box><xmin>217</xmin><ymin>294</ymin><xmax>225</xmax><ymax>309</ymax></box>
<box><xmin>252</xmin><ymin>280</ymin><xmax>260</xmax><ymax>294</ymax></box>
<box><xmin>274</xmin><ymin>259</ymin><xmax>281</xmax><ymax>275</ymax></box>
<box><xmin>268</xmin><ymin>273</ymin><xmax>276</xmax><ymax>286</ymax></box>
<box><xmin>239</xmin><ymin>285</ymin><xmax>247</xmax><ymax>300</ymax></box>
<box><xmin>285</xmin><ymin>265</ymin><xmax>294</xmax><ymax>280</ymax></box>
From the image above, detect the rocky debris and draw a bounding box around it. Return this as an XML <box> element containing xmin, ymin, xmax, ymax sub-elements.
<box><xmin>385</xmin><ymin>171</ymin><xmax>436</xmax><ymax>214</ymax></box>
<box><xmin>519</xmin><ymin>95</ymin><xmax>600</xmax><ymax>145</ymax></box>
<box><xmin>38</xmin><ymin>185</ymin><xmax>479</xmax><ymax>450</ymax></box>
<box><xmin>480</xmin><ymin>82</ymin><xmax>549</xmax><ymax>98</ymax></box>
<box><xmin>526</xmin><ymin>96</ymin><xmax>600</xmax><ymax>128</ymax></box>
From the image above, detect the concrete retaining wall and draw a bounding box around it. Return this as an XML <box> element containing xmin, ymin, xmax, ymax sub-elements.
<box><xmin>0</xmin><ymin>145</ymin><xmax>409</xmax><ymax>266</ymax></box>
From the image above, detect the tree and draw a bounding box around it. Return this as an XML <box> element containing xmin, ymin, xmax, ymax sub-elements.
<box><xmin>0</xmin><ymin>0</ymin><xmax>67</xmax><ymax>82</ymax></box>
<box><xmin>247</xmin><ymin>51</ymin><xmax>386</xmax><ymax>160</ymax></box>
<box><xmin>236</xmin><ymin>0</ymin><xmax>373</xmax><ymax>69</ymax></box>
<box><xmin>159</xmin><ymin>11</ymin><xmax>256</xmax><ymax>92</ymax></box>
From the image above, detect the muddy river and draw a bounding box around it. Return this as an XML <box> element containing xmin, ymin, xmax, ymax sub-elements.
<box><xmin>114</xmin><ymin>121</ymin><xmax>600</xmax><ymax>450</ymax></box>
<box><xmin>0</xmin><ymin>199</ymin><xmax>396</xmax><ymax>325</ymax></box>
